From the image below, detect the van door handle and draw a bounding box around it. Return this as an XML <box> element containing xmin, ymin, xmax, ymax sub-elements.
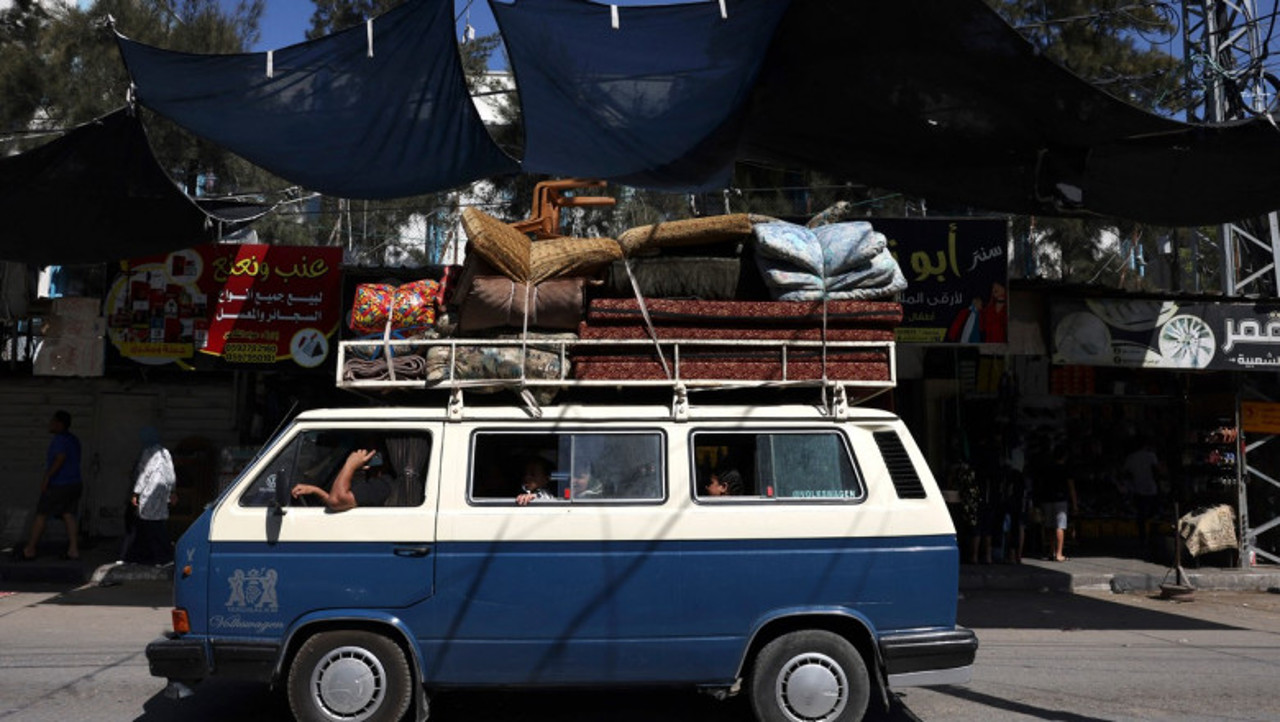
<box><xmin>393</xmin><ymin>545</ymin><xmax>432</xmax><ymax>558</ymax></box>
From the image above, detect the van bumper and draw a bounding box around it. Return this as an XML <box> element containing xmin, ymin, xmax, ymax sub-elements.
<box><xmin>146</xmin><ymin>636</ymin><xmax>209</xmax><ymax>682</ymax></box>
<box><xmin>879</xmin><ymin>627</ymin><xmax>978</xmax><ymax>687</ymax></box>
<box><xmin>146</xmin><ymin>636</ymin><xmax>280</xmax><ymax>684</ymax></box>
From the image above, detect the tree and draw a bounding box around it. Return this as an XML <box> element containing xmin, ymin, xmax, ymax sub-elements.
<box><xmin>988</xmin><ymin>0</ymin><xmax>1184</xmax><ymax>115</ymax></box>
<box><xmin>0</xmin><ymin>0</ymin><xmax>51</xmax><ymax>135</ymax></box>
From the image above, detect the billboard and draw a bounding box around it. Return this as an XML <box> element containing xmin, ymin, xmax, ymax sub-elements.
<box><xmin>105</xmin><ymin>244</ymin><xmax>342</xmax><ymax>370</ymax></box>
<box><xmin>878</xmin><ymin>218</ymin><xmax>1009</xmax><ymax>344</ymax></box>
<box><xmin>1051</xmin><ymin>297</ymin><xmax>1280</xmax><ymax>371</ymax></box>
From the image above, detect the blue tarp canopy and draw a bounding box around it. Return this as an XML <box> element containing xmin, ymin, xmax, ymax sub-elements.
<box><xmin>738</xmin><ymin>0</ymin><xmax>1280</xmax><ymax>227</ymax></box>
<box><xmin>493</xmin><ymin>0</ymin><xmax>789</xmax><ymax>190</ymax></box>
<box><xmin>115</xmin><ymin>0</ymin><xmax>517</xmax><ymax>199</ymax></box>
<box><xmin>90</xmin><ymin>0</ymin><xmax>1280</xmax><ymax>228</ymax></box>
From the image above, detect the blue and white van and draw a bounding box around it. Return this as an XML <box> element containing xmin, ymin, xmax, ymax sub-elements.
<box><xmin>146</xmin><ymin>399</ymin><xmax>976</xmax><ymax>722</ymax></box>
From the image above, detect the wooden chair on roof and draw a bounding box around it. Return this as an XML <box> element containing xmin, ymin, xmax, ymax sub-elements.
<box><xmin>511</xmin><ymin>179</ymin><xmax>617</xmax><ymax>239</ymax></box>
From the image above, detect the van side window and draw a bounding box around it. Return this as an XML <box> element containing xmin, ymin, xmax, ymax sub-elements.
<box><xmin>471</xmin><ymin>431</ymin><xmax>664</xmax><ymax>502</ymax></box>
<box><xmin>693</xmin><ymin>431</ymin><xmax>862</xmax><ymax>501</ymax></box>
<box><xmin>239</xmin><ymin>429</ymin><xmax>432</xmax><ymax>507</ymax></box>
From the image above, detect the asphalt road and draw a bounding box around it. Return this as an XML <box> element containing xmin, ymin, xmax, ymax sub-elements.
<box><xmin>1</xmin><ymin>581</ymin><xmax>1278</xmax><ymax>722</ymax></box>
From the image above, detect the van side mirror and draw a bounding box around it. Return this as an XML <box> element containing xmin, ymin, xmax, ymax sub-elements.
<box><xmin>271</xmin><ymin>475</ymin><xmax>289</xmax><ymax>516</ymax></box>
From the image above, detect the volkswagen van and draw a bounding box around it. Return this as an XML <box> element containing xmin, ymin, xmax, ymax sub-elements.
<box><xmin>146</xmin><ymin>396</ymin><xmax>975</xmax><ymax>722</ymax></box>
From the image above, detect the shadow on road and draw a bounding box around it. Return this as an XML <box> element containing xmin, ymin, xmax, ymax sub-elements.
<box><xmin>38</xmin><ymin>580</ymin><xmax>173</xmax><ymax>608</ymax></box>
<box><xmin>960</xmin><ymin>590</ymin><xmax>1238</xmax><ymax>631</ymax></box>
<box><xmin>136</xmin><ymin>679</ymin><xmax>289</xmax><ymax>722</ymax></box>
<box><xmin>921</xmin><ymin>685</ymin><xmax>1111</xmax><ymax>721</ymax></box>
<box><xmin>132</xmin><ymin>682</ymin><xmax>925</xmax><ymax>722</ymax></box>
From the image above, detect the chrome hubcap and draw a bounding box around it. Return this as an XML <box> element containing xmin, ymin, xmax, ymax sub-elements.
<box><xmin>311</xmin><ymin>645</ymin><xmax>386</xmax><ymax>720</ymax></box>
<box><xmin>775</xmin><ymin>652</ymin><xmax>847</xmax><ymax>721</ymax></box>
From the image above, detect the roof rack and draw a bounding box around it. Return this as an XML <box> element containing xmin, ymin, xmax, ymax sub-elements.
<box><xmin>336</xmin><ymin>336</ymin><xmax>895</xmax><ymax>417</ymax></box>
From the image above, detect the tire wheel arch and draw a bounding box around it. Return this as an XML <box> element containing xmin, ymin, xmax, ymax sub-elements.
<box><xmin>741</xmin><ymin>615</ymin><xmax>888</xmax><ymax>714</ymax></box>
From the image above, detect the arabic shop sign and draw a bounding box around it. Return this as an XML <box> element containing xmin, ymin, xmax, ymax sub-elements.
<box><xmin>876</xmin><ymin>218</ymin><xmax>1010</xmax><ymax>344</ymax></box>
<box><xmin>1051</xmin><ymin>298</ymin><xmax>1280</xmax><ymax>371</ymax></box>
<box><xmin>106</xmin><ymin>244</ymin><xmax>342</xmax><ymax>369</ymax></box>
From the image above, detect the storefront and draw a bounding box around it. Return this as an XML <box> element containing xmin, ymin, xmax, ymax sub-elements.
<box><xmin>898</xmin><ymin>286</ymin><xmax>1279</xmax><ymax>568</ymax></box>
<box><xmin>1</xmin><ymin>243</ymin><xmax>355</xmax><ymax>546</ymax></box>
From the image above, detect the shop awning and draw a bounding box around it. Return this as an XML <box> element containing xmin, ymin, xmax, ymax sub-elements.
<box><xmin>0</xmin><ymin>109</ymin><xmax>263</xmax><ymax>265</ymax></box>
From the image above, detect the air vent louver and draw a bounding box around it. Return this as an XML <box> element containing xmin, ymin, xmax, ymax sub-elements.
<box><xmin>873</xmin><ymin>430</ymin><xmax>927</xmax><ymax>499</ymax></box>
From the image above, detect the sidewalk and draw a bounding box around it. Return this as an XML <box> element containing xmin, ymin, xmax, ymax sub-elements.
<box><xmin>1</xmin><ymin>537</ymin><xmax>171</xmax><ymax>586</ymax></box>
<box><xmin>961</xmin><ymin>555</ymin><xmax>1280</xmax><ymax>593</ymax></box>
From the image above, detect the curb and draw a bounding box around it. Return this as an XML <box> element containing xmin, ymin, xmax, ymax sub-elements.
<box><xmin>90</xmin><ymin>562</ymin><xmax>173</xmax><ymax>586</ymax></box>
<box><xmin>961</xmin><ymin>568</ymin><xmax>1280</xmax><ymax>593</ymax></box>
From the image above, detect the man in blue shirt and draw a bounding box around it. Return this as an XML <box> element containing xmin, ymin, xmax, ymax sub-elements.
<box><xmin>20</xmin><ymin>410</ymin><xmax>82</xmax><ymax>560</ymax></box>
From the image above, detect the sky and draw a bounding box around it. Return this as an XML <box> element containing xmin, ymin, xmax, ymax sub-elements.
<box><xmin>237</xmin><ymin>0</ymin><xmax>695</xmax><ymax>52</ymax></box>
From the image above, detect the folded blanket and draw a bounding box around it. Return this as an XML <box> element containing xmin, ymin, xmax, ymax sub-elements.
<box><xmin>778</xmin><ymin>263</ymin><xmax>907</xmax><ymax>302</ymax></box>
<box><xmin>458</xmin><ymin>276</ymin><xmax>585</xmax><ymax>332</ymax></box>
<box><xmin>752</xmin><ymin>220</ymin><xmax>906</xmax><ymax>301</ymax></box>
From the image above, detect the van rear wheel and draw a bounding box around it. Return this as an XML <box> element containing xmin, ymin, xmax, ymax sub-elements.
<box><xmin>749</xmin><ymin>630</ymin><xmax>869</xmax><ymax>722</ymax></box>
<box><xmin>287</xmin><ymin>630</ymin><xmax>413</xmax><ymax>722</ymax></box>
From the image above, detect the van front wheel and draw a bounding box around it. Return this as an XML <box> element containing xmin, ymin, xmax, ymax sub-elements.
<box><xmin>749</xmin><ymin>630</ymin><xmax>870</xmax><ymax>722</ymax></box>
<box><xmin>288</xmin><ymin>630</ymin><xmax>413</xmax><ymax>722</ymax></box>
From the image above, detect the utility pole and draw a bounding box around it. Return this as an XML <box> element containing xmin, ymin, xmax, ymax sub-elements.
<box><xmin>1182</xmin><ymin>0</ymin><xmax>1280</xmax><ymax>296</ymax></box>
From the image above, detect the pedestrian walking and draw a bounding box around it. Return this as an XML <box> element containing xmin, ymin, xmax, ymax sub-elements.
<box><xmin>18</xmin><ymin>410</ymin><xmax>82</xmax><ymax>561</ymax></box>
<box><xmin>120</xmin><ymin>427</ymin><xmax>176</xmax><ymax>565</ymax></box>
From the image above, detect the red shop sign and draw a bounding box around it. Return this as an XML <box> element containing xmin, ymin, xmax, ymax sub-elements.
<box><xmin>106</xmin><ymin>244</ymin><xmax>342</xmax><ymax>369</ymax></box>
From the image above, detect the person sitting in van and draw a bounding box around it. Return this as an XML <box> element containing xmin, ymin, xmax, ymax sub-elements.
<box><xmin>516</xmin><ymin>456</ymin><xmax>556</xmax><ymax>505</ymax></box>
<box><xmin>570</xmin><ymin>469</ymin><xmax>603</xmax><ymax>499</ymax></box>
<box><xmin>291</xmin><ymin>448</ymin><xmax>391</xmax><ymax>511</ymax></box>
<box><xmin>703</xmin><ymin>468</ymin><xmax>744</xmax><ymax>497</ymax></box>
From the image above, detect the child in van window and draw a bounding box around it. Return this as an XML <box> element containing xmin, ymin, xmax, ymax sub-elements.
<box><xmin>703</xmin><ymin>468</ymin><xmax>743</xmax><ymax>497</ymax></box>
<box><xmin>517</xmin><ymin>457</ymin><xmax>555</xmax><ymax>505</ymax></box>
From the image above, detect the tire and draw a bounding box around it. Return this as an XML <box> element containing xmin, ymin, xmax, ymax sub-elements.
<box><xmin>287</xmin><ymin>630</ymin><xmax>413</xmax><ymax>722</ymax></box>
<box><xmin>749</xmin><ymin>630</ymin><xmax>870</xmax><ymax>722</ymax></box>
